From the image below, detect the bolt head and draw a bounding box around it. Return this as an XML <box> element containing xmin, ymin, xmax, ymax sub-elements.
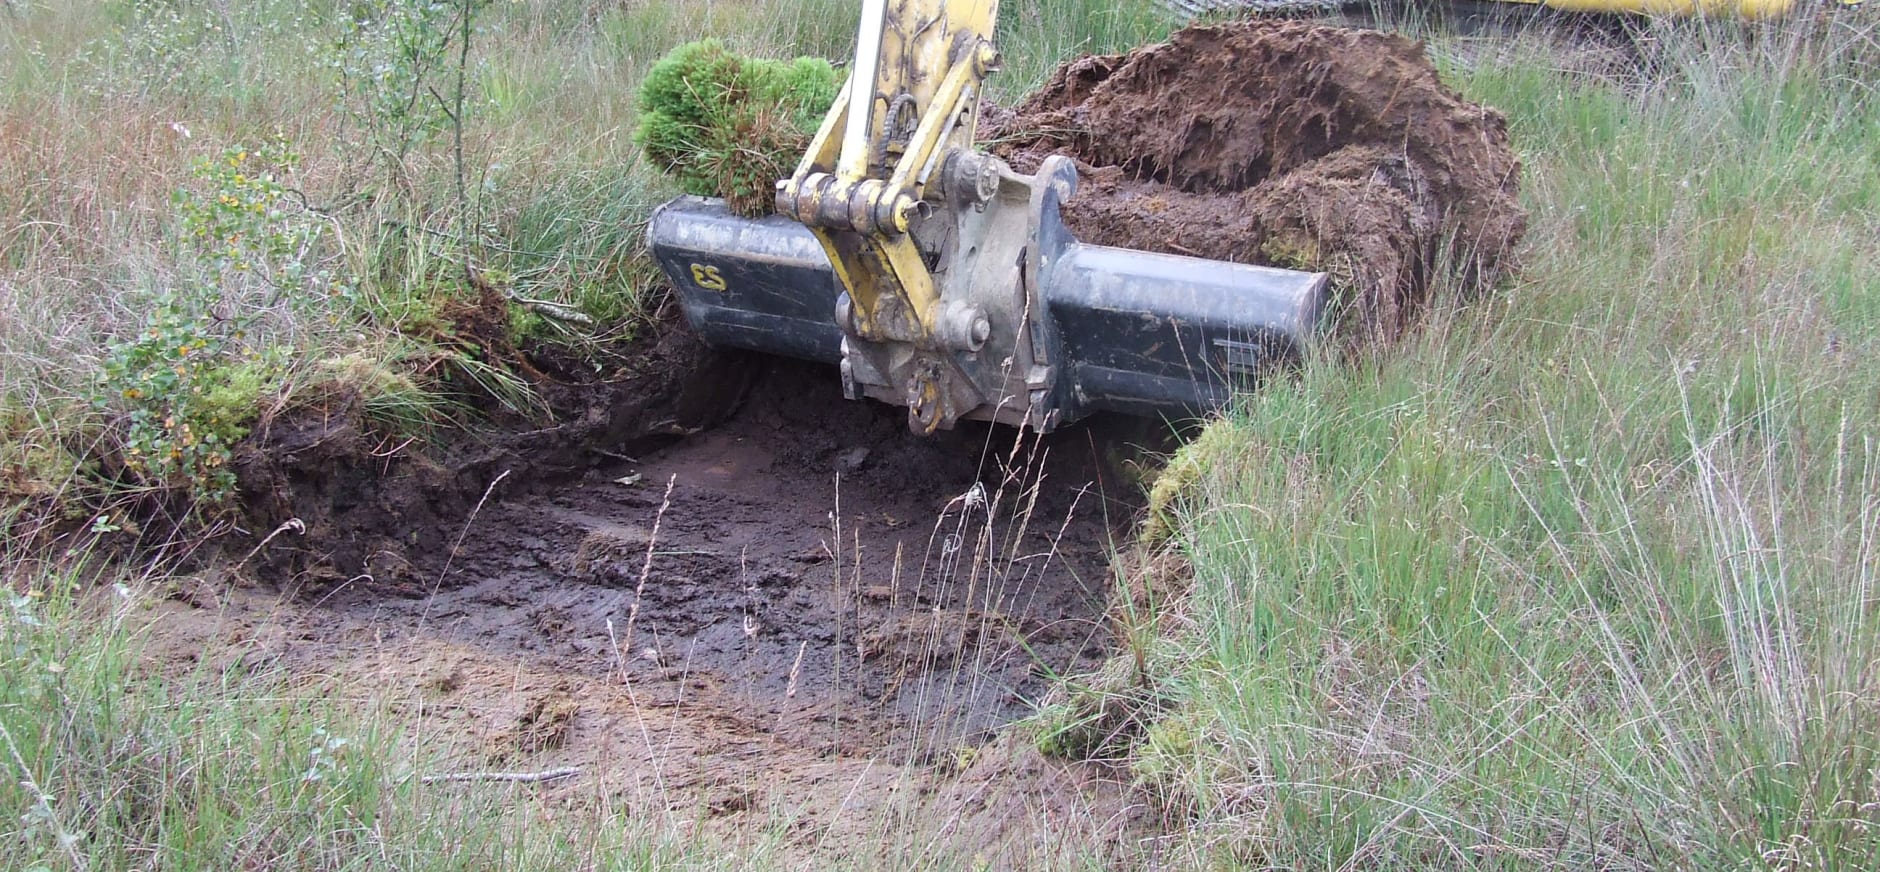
<box><xmin>975</xmin><ymin>43</ymin><xmax>1002</xmax><ymax>75</ymax></box>
<box><xmin>890</xmin><ymin>195</ymin><xmax>916</xmax><ymax>233</ymax></box>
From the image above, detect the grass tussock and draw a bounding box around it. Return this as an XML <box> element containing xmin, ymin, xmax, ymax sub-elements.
<box><xmin>1058</xmin><ymin>15</ymin><xmax>1880</xmax><ymax>869</ymax></box>
<box><xmin>635</xmin><ymin>40</ymin><xmax>839</xmax><ymax>216</ymax></box>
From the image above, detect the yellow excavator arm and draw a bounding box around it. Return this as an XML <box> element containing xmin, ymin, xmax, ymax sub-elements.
<box><xmin>648</xmin><ymin>0</ymin><xmax>1328</xmax><ymax>433</ymax></box>
<box><xmin>776</xmin><ymin>0</ymin><xmax>1006</xmax><ymax>428</ymax></box>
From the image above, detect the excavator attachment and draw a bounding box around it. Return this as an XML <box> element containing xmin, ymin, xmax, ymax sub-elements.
<box><xmin>650</xmin><ymin>156</ymin><xmax>1324</xmax><ymax>431</ymax></box>
<box><xmin>645</xmin><ymin>0</ymin><xmax>1327</xmax><ymax>433</ymax></box>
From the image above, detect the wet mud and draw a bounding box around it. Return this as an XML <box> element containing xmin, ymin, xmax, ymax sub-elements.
<box><xmin>341</xmin><ymin>360</ymin><xmax>1129</xmax><ymax>759</ymax></box>
<box><xmin>160</xmin><ymin>354</ymin><xmax>1154</xmax><ymax>861</ymax></box>
<box><xmin>994</xmin><ymin>19</ymin><xmax>1528</xmax><ymax>341</ymax></box>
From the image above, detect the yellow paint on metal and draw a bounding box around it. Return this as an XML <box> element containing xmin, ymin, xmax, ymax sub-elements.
<box><xmin>688</xmin><ymin>263</ymin><xmax>727</xmax><ymax>292</ymax></box>
<box><xmin>792</xmin><ymin>0</ymin><xmax>1004</xmax><ymax>345</ymax></box>
<box><xmin>887</xmin><ymin>59</ymin><xmax>979</xmax><ymax>194</ymax></box>
<box><xmin>790</xmin><ymin>78</ymin><xmax>850</xmax><ymax>186</ymax></box>
<box><xmin>877</xmin><ymin>233</ymin><xmax>940</xmax><ymax>319</ymax></box>
<box><xmin>838</xmin><ymin>0</ymin><xmax>997</xmax><ymax>180</ymax></box>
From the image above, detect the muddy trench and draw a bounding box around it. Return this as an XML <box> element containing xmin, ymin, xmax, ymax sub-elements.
<box><xmin>200</xmin><ymin>343</ymin><xmax>1156</xmax><ymax>803</ymax></box>
<box><xmin>330</xmin><ymin>362</ymin><xmax>1133</xmax><ymax>761</ymax></box>
<box><xmin>165</xmin><ymin>350</ymin><xmax>1156</xmax><ymax>855</ymax></box>
<box><xmin>214</xmin><ymin>21</ymin><xmax>1526</xmax><ymax>768</ymax></box>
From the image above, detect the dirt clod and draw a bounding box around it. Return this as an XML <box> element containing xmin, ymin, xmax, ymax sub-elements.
<box><xmin>995</xmin><ymin>20</ymin><xmax>1527</xmax><ymax>341</ymax></box>
<box><xmin>489</xmin><ymin>687</ymin><xmax>580</xmax><ymax>759</ymax></box>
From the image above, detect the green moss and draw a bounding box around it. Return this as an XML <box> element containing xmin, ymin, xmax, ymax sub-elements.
<box><xmin>759</xmin><ymin>55</ymin><xmax>841</xmax><ymax>128</ymax></box>
<box><xmin>634</xmin><ymin>40</ymin><xmax>838</xmax><ymax>216</ymax></box>
<box><xmin>1142</xmin><ymin>416</ymin><xmax>1248</xmax><ymax>547</ymax></box>
<box><xmin>1031</xmin><ymin>653</ymin><xmax>1158</xmax><ymax>760</ymax></box>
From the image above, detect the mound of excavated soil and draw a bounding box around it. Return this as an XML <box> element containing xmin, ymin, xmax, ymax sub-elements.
<box><xmin>994</xmin><ymin>20</ymin><xmax>1527</xmax><ymax>341</ymax></box>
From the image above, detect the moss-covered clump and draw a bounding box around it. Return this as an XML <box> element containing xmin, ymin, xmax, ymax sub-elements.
<box><xmin>635</xmin><ymin>40</ymin><xmax>839</xmax><ymax>216</ymax></box>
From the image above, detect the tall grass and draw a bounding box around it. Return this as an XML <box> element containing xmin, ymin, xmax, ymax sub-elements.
<box><xmin>1107</xmin><ymin>16</ymin><xmax>1880</xmax><ymax>868</ymax></box>
<box><xmin>995</xmin><ymin>0</ymin><xmax>1181</xmax><ymax>96</ymax></box>
<box><xmin>0</xmin><ymin>555</ymin><xmax>756</xmax><ymax>870</ymax></box>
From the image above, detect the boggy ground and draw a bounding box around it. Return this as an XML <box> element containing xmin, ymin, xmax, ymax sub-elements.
<box><xmin>353</xmin><ymin>360</ymin><xmax>1129</xmax><ymax>761</ymax></box>
<box><xmin>138</xmin><ymin>19</ymin><xmax>1536</xmax><ymax>863</ymax></box>
<box><xmin>148</xmin><ymin>357</ymin><xmax>1158</xmax><ymax>863</ymax></box>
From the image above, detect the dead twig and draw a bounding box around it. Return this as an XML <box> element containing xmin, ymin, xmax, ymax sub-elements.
<box><xmin>420</xmin><ymin>766</ymin><xmax>580</xmax><ymax>785</ymax></box>
<box><xmin>421</xmin><ymin>469</ymin><xmax>509</xmax><ymax>631</ymax></box>
<box><xmin>621</xmin><ymin>475</ymin><xmax>677</xmax><ymax>655</ymax></box>
<box><xmin>232</xmin><ymin>518</ymin><xmax>306</xmax><ymax>572</ymax></box>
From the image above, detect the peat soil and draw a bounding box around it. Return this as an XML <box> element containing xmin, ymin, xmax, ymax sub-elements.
<box><xmin>992</xmin><ymin>18</ymin><xmax>1528</xmax><ymax>342</ymax></box>
<box><xmin>344</xmin><ymin>358</ymin><xmax>1132</xmax><ymax>761</ymax></box>
<box><xmin>149</xmin><ymin>354</ymin><xmax>1158</xmax><ymax>863</ymax></box>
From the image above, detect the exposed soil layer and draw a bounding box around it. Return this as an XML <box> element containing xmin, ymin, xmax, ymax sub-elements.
<box><xmin>348</xmin><ymin>360</ymin><xmax>1127</xmax><ymax>758</ymax></box>
<box><xmin>232</xmin><ymin>310</ymin><xmax>752</xmax><ymax>587</ymax></box>
<box><xmin>994</xmin><ymin>19</ymin><xmax>1527</xmax><ymax>341</ymax></box>
<box><xmin>164</xmin><ymin>355</ymin><xmax>1151</xmax><ymax>862</ymax></box>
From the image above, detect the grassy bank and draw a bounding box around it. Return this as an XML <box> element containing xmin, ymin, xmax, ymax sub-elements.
<box><xmin>1092</xmin><ymin>18</ymin><xmax>1880</xmax><ymax>868</ymax></box>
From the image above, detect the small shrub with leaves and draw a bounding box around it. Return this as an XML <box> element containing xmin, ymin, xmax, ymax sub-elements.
<box><xmin>635</xmin><ymin>39</ymin><xmax>838</xmax><ymax>216</ymax></box>
<box><xmin>97</xmin><ymin>295</ymin><xmax>278</xmax><ymax>508</ymax></box>
<box><xmin>174</xmin><ymin>140</ymin><xmax>327</xmax><ymax>299</ymax></box>
<box><xmin>331</xmin><ymin>0</ymin><xmax>479</xmax><ymax>192</ymax></box>
<box><xmin>90</xmin><ymin>139</ymin><xmax>322</xmax><ymax>510</ymax></box>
